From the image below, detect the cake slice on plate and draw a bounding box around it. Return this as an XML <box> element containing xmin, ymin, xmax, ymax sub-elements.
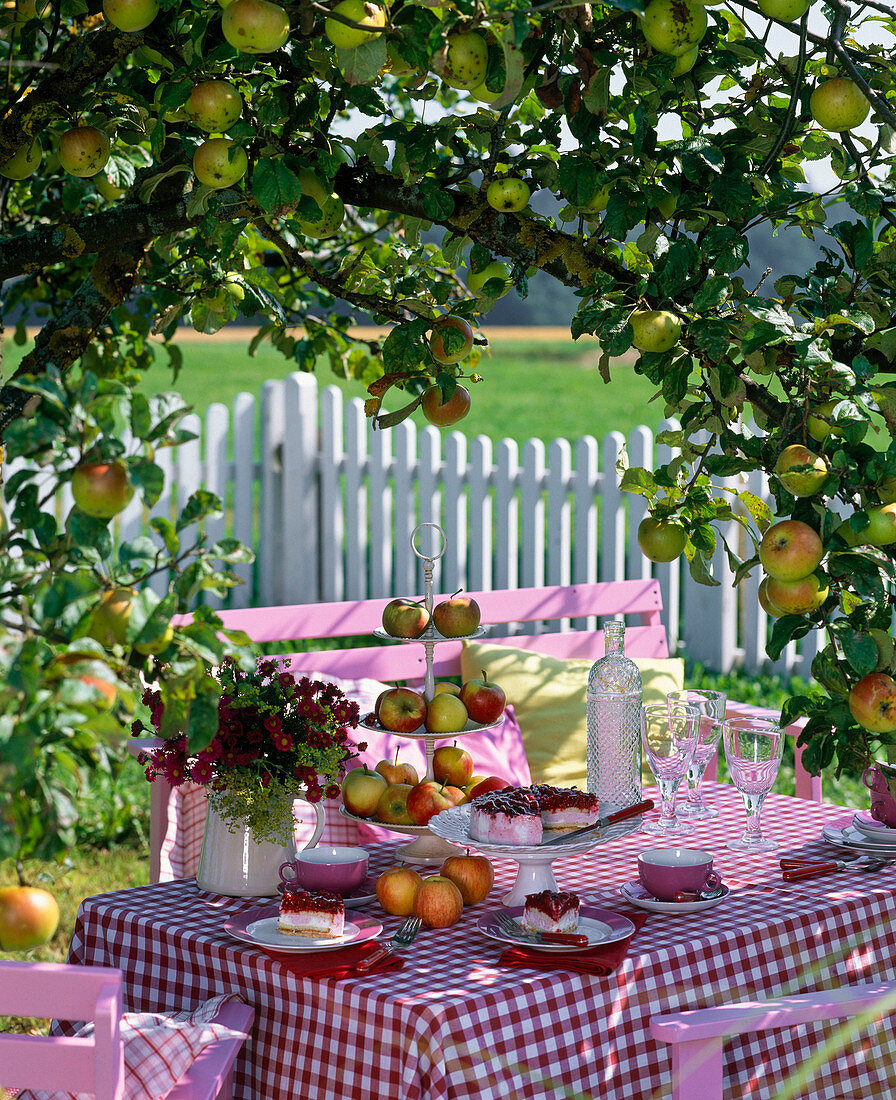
<box><xmin>469</xmin><ymin>788</ymin><xmax>543</xmax><ymax>845</ymax></box>
<box><xmin>521</xmin><ymin>889</ymin><xmax>580</xmax><ymax>934</ymax></box>
<box><xmin>278</xmin><ymin>888</ymin><xmax>346</xmax><ymax>937</ymax></box>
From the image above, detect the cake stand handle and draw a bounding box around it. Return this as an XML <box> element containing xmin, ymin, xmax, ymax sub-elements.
<box><xmin>501</xmin><ymin>854</ymin><xmax>562</xmax><ymax>907</ymax></box>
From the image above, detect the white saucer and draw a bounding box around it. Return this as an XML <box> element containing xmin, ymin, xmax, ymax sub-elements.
<box><xmin>478</xmin><ymin>906</ymin><xmax>635</xmax><ymax>952</ymax></box>
<box><xmin>852</xmin><ymin>814</ymin><xmax>896</xmax><ymax>839</ymax></box>
<box><xmin>823</xmin><ymin>823</ymin><xmax>896</xmax><ymax>852</ymax></box>
<box><xmin>619</xmin><ymin>880</ymin><xmax>730</xmax><ymax>914</ymax></box>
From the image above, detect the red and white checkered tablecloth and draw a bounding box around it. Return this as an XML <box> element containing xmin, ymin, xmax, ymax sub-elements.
<box><xmin>69</xmin><ymin>784</ymin><xmax>896</xmax><ymax>1100</ymax></box>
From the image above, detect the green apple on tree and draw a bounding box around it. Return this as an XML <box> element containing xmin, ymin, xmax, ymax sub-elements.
<box><xmin>0</xmin><ymin>140</ymin><xmax>41</xmax><ymax>180</ymax></box>
<box><xmin>810</xmin><ymin>77</ymin><xmax>870</xmax><ymax>132</ymax></box>
<box><xmin>758</xmin><ymin>519</ymin><xmax>823</xmax><ymax>581</ymax></box>
<box><xmin>672</xmin><ymin>45</ymin><xmax>699</xmax><ymax>76</ymax></box>
<box><xmin>629</xmin><ymin>309</ymin><xmax>682</xmax><ymax>352</ymax></box>
<box><xmin>185</xmin><ymin>81</ymin><xmax>243</xmax><ymax>133</ymax></box>
<box><xmin>486</xmin><ymin>177</ymin><xmax>531</xmax><ymax>213</ymax></box>
<box><xmin>639</xmin><ymin>0</ymin><xmax>707</xmax><ymax>57</ymax></box>
<box><xmin>297</xmin><ymin>194</ymin><xmax>346</xmax><ymax>239</ymax></box>
<box><xmin>773</xmin><ymin>444</ymin><xmax>828</xmax><ymax>497</ymax></box>
<box><xmin>757</xmin><ymin>0</ymin><xmax>810</xmax><ymax>18</ymax></box>
<box><xmin>838</xmin><ymin>504</ymin><xmax>896</xmax><ymax>548</ymax></box>
<box><xmin>466</xmin><ymin>261</ymin><xmax>512</xmax><ymax>298</ymax></box>
<box><xmin>0</xmin><ymin>886</ymin><xmax>59</xmax><ymax>950</ymax></box>
<box><xmin>441</xmin><ymin>31</ymin><xmax>488</xmax><ymax>90</ymax></box>
<box><xmin>758</xmin><ymin>577</ymin><xmax>784</xmax><ymax>618</ymax></box>
<box><xmin>71</xmin><ymin>460</ymin><xmax>134</xmax><ymax>519</ymax></box>
<box><xmin>58</xmin><ymin>126</ymin><xmax>111</xmax><ymax>178</ymax></box>
<box><xmin>324</xmin><ymin>0</ymin><xmax>386</xmax><ymax>49</ymax></box>
<box><xmin>765</xmin><ymin>572</ymin><xmax>829</xmax><ymax>615</ymax></box>
<box><xmin>193</xmin><ymin>138</ymin><xmax>248</xmax><ymax>189</ymax></box>
<box><xmin>95</xmin><ymin>174</ymin><xmax>126</xmax><ymax>201</ymax></box>
<box><xmin>222</xmin><ymin>0</ymin><xmax>290</xmax><ymax>54</ymax></box>
<box><xmin>576</xmin><ymin>184</ymin><xmax>612</xmax><ymax>214</ymax></box>
<box><xmin>102</xmin><ymin>0</ymin><xmax>158</xmax><ymax>32</ymax></box>
<box><xmin>637</xmin><ymin>517</ymin><xmax>687</xmax><ymax>562</ymax></box>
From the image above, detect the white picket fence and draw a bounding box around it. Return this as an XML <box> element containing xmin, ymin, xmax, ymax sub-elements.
<box><xmin>107</xmin><ymin>372</ymin><xmax>820</xmax><ymax>678</ymax></box>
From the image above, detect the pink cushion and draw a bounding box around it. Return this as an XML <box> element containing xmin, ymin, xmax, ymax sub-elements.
<box><xmin>299</xmin><ymin>673</ymin><xmax>531</xmax><ymax>844</ymax></box>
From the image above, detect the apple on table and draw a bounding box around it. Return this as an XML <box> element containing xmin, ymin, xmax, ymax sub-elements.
<box><xmin>441</xmin><ymin>850</ymin><xmax>494</xmax><ymax>905</ymax></box>
<box><xmin>413</xmin><ymin>875</ymin><xmax>464</xmax><ymax>928</ymax></box>
<box><xmin>376</xmin><ymin>866</ymin><xmax>423</xmax><ymax>916</ymax></box>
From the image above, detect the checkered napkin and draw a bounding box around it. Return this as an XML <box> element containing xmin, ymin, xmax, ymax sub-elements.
<box><xmin>262</xmin><ymin>939</ymin><xmax>405</xmax><ymax>979</ymax></box>
<box><xmin>498</xmin><ymin>911</ymin><xmax>648</xmax><ymax>975</ymax></box>
<box><xmin>15</xmin><ymin>993</ymin><xmax>248</xmax><ymax>1100</ymax></box>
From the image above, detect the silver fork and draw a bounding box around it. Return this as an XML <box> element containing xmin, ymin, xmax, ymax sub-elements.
<box><xmin>355</xmin><ymin>916</ymin><xmax>422</xmax><ymax>972</ymax></box>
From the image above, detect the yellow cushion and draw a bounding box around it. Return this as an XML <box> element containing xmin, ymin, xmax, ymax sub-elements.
<box><xmin>460</xmin><ymin>640</ymin><xmax>685</xmax><ymax>789</ymax></box>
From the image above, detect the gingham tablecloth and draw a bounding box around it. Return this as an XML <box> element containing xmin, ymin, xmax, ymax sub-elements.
<box><xmin>69</xmin><ymin>783</ymin><xmax>896</xmax><ymax>1100</ymax></box>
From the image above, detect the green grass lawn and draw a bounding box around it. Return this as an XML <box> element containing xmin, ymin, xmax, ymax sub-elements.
<box><xmin>2</xmin><ymin>331</ymin><xmax>662</xmax><ymax>445</ymax></box>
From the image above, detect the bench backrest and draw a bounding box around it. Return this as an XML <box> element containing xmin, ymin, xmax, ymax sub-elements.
<box><xmin>214</xmin><ymin>579</ymin><xmax>668</xmax><ymax>680</ymax></box>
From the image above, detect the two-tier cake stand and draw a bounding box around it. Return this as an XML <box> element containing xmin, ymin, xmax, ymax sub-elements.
<box><xmin>340</xmin><ymin>523</ymin><xmax>502</xmax><ymax>865</ymax></box>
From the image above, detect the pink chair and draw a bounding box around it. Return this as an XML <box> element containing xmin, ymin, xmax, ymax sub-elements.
<box><xmin>0</xmin><ymin>960</ymin><xmax>253</xmax><ymax>1100</ymax></box>
<box><xmin>649</xmin><ymin>982</ymin><xmax>896</xmax><ymax>1099</ymax></box>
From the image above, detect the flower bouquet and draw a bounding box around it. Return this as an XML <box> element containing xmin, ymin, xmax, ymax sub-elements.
<box><xmin>136</xmin><ymin>659</ymin><xmax>365</xmax><ymax>844</ymax></box>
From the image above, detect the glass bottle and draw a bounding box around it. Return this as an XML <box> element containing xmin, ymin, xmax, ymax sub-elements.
<box><xmin>586</xmin><ymin>619</ymin><xmax>643</xmax><ymax>814</ymax></box>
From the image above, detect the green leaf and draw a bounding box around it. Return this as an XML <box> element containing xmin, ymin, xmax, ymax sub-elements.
<box><xmin>841</xmin><ymin>631</ymin><xmax>879</xmax><ymax>677</ymax></box>
<box><xmin>557</xmin><ymin>155</ymin><xmax>599</xmax><ymax>206</ymax></box>
<box><xmin>251</xmin><ymin>158</ymin><xmax>304</xmax><ymax>214</ymax></box>
<box><xmin>382</xmin><ymin>323</ymin><xmax>428</xmax><ymax>371</ymax></box>
<box><xmin>336</xmin><ymin>36</ymin><xmax>388</xmax><ymax>85</ymax></box>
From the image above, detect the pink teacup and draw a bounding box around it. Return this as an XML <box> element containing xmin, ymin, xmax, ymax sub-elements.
<box><xmin>862</xmin><ymin>763</ymin><xmax>896</xmax><ymax>829</ymax></box>
<box><xmin>638</xmin><ymin>848</ymin><xmax>721</xmax><ymax>902</ymax></box>
<box><xmin>279</xmin><ymin>846</ymin><xmax>369</xmax><ymax>894</ymax></box>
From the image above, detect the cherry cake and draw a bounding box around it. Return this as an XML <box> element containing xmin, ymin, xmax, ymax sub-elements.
<box><xmin>522</xmin><ymin>890</ymin><xmax>581</xmax><ymax>934</ymax></box>
<box><xmin>278</xmin><ymin>888</ymin><xmax>345</xmax><ymax>937</ymax></box>
<box><xmin>469</xmin><ymin>784</ymin><xmax>600</xmax><ymax>845</ymax></box>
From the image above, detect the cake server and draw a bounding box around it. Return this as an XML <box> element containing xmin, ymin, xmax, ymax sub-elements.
<box><xmin>541</xmin><ymin>799</ymin><xmax>655</xmax><ymax>846</ymax></box>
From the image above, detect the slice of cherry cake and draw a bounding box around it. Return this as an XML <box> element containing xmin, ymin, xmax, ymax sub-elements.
<box><xmin>531</xmin><ymin>784</ymin><xmax>601</xmax><ymax>832</ymax></box>
<box><xmin>521</xmin><ymin>890</ymin><xmax>580</xmax><ymax>934</ymax></box>
<box><xmin>278</xmin><ymin>888</ymin><xmax>345</xmax><ymax>937</ymax></box>
<box><xmin>469</xmin><ymin>788</ymin><xmax>543</xmax><ymax>845</ymax></box>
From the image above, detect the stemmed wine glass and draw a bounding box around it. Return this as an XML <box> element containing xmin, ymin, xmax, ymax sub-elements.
<box><xmin>723</xmin><ymin>716</ymin><xmax>785</xmax><ymax>851</ymax></box>
<box><xmin>640</xmin><ymin>702</ymin><xmax>699</xmax><ymax>836</ymax></box>
<box><xmin>666</xmin><ymin>689</ymin><xmax>727</xmax><ymax>819</ymax></box>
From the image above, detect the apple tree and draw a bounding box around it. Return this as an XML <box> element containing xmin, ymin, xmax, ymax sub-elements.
<box><xmin>1</xmin><ymin>0</ymin><xmax>896</xmax><ymax>860</ymax></box>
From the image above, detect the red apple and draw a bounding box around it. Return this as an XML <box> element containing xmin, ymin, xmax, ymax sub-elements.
<box><xmin>440</xmin><ymin>849</ymin><xmax>495</xmax><ymax>905</ymax></box>
<box><xmin>71</xmin><ymin>460</ymin><xmax>134</xmax><ymax>519</ymax></box>
<box><xmin>381</xmin><ymin>597</ymin><xmax>430</xmax><ymax>638</ymax></box>
<box><xmin>376</xmin><ymin>865</ymin><xmax>423</xmax><ymax>916</ymax></box>
<box><xmin>849</xmin><ymin>672</ymin><xmax>896</xmax><ymax>734</ymax></box>
<box><xmin>376</xmin><ymin>782</ymin><xmax>416</xmax><ymax>825</ymax></box>
<box><xmin>459</xmin><ymin>670</ymin><xmax>506</xmax><ymax>724</ymax></box>
<box><xmin>758</xmin><ymin>519</ymin><xmax>824</xmax><ymax>582</ymax></box>
<box><xmin>433</xmin><ymin>742</ymin><xmax>475</xmax><ymax>786</ymax></box>
<box><xmin>421</xmin><ymin>384</ymin><xmax>471</xmax><ymax>427</ymax></box>
<box><xmin>341</xmin><ymin>765</ymin><xmax>388</xmax><ymax>817</ymax></box>
<box><xmin>0</xmin><ymin>886</ymin><xmax>60</xmax><ymax>950</ymax></box>
<box><xmin>378</xmin><ymin>687</ymin><xmax>427</xmax><ymax>733</ymax></box>
<box><xmin>429</xmin><ymin>317</ymin><xmax>474</xmax><ymax>365</ymax></box>
<box><xmin>432</xmin><ymin>590</ymin><xmax>481</xmax><ymax>638</ymax></box>
<box><xmin>774</xmin><ymin>444</ymin><xmax>828</xmax><ymax>498</ymax></box>
<box><xmin>758</xmin><ymin>576</ymin><xmax>784</xmax><ymax>618</ymax></box>
<box><xmin>424</xmin><ymin>693</ymin><xmax>468</xmax><ymax>734</ymax></box>
<box><xmin>406</xmin><ymin>780</ymin><xmax>460</xmax><ymax>826</ymax></box>
<box><xmin>376</xmin><ymin>748</ymin><xmax>420</xmax><ymax>787</ymax></box>
<box><xmin>413</xmin><ymin>875</ymin><xmax>464</xmax><ymax>928</ymax></box>
<box><xmin>466</xmin><ymin>775</ymin><xmax>511</xmax><ymax>800</ymax></box>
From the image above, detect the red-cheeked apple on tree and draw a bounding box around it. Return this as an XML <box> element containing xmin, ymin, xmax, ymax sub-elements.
<box><xmin>5</xmin><ymin>0</ymin><xmax>896</xmax><ymax>865</ymax></box>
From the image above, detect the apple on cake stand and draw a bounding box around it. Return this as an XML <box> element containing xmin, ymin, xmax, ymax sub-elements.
<box><xmin>340</xmin><ymin>521</ymin><xmax>504</xmax><ymax>866</ymax></box>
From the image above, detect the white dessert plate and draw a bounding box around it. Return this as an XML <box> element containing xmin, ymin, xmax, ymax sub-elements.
<box><xmin>822</xmin><ymin>823</ymin><xmax>896</xmax><ymax>852</ymax></box>
<box><xmin>224</xmin><ymin>906</ymin><xmax>383</xmax><ymax>953</ymax></box>
<box><xmin>619</xmin><ymin>880</ymin><xmax>730</xmax><ymax>915</ymax></box>
<box><xmin>478</xmin><ymin>906</ymin><xmax>635</xmax><ymax>953</ymax></box>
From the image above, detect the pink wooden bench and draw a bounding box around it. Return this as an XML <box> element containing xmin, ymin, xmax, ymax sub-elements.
<box><xmin>0</xmin><ymin>960</ymin><xmax>254</xmax><ymax>1100</ymax></box>
<box><xmin>131</xmin><ymin>579</ymin><xmax>814</xmax><ymax>882</ymax></box>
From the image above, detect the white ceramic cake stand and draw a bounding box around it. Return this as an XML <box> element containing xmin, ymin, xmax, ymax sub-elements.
<box><xmin>428</xmin><ymin>804</ymin><xmax>643</xmax><ymax>905</ymax></box>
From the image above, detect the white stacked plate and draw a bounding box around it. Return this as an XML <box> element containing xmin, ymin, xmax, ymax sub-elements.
<box><xmin>822</xmin><ymin>818</ymin><xmax>896</xmax><ymax>854</ymax></box>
